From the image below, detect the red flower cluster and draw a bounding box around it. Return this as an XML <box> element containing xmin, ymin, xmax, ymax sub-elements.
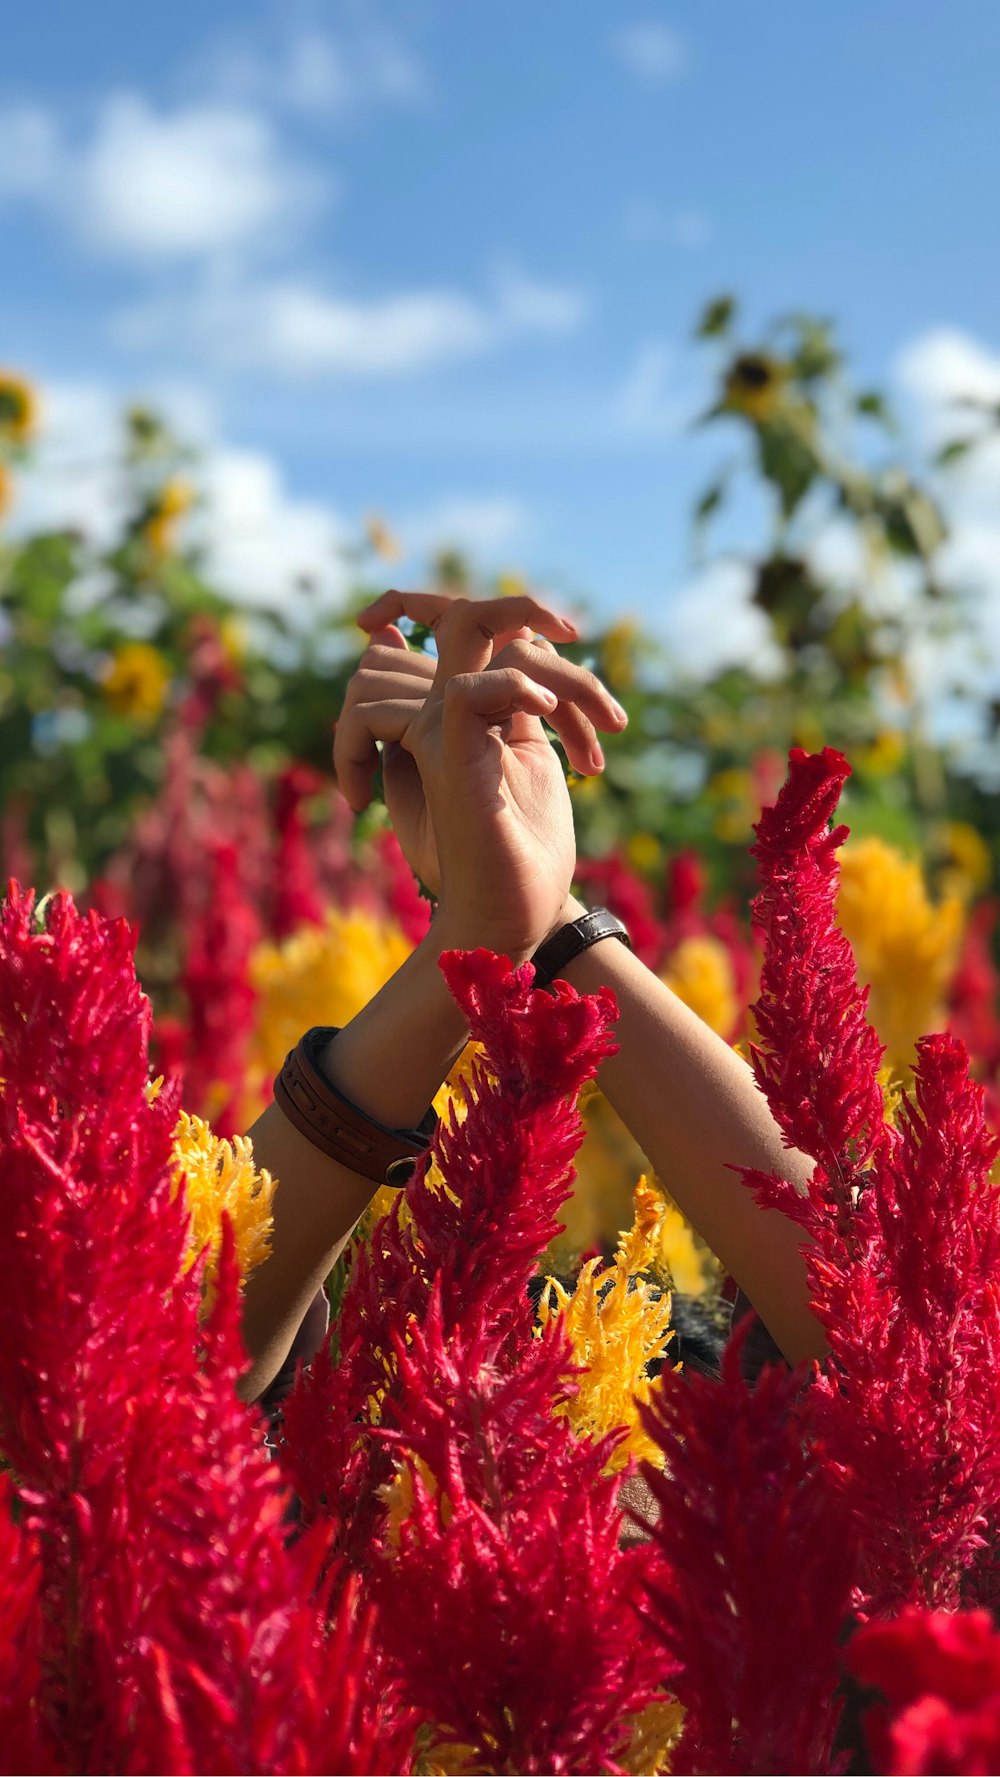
<box><xmin>849</xmin><ymin>1607</ymin><xmax>1000</xmax><ymax>1776</ymax></box>
<box><xmin>639</xmin><ymin>1327</ymin><xmax>856</xmax><ymax>1775</ymax></box>
<box><xmin>744</xmin><ymin>749</ymin><xmax>1000</xmax><ymax>1613</ymax></box>
<box><xmin>281</xmin><ymin>949</ymin><xmax>621</xmax><ymax>1559</ymax></box>
<box><xmin>0</xmin><ymin>884</ymin><xmax>410</xmax><ymax>1772</ymax></box>
<box><xmin>283</xmin><ymin>949</ymin><xmax>677</xmax><ymax>1771</ymax></box>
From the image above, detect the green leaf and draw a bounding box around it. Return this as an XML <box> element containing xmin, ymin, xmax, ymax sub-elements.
<box><xmin>935</xmin><ymin>438</ymin><xmax>974</xmax><ymax>468</ymax></box>
<box><xmin>696</xmin><ymin>295</ymin><xmax>737</xmax><ymax>339</ymax></box>
<box><xmin>693</xmin><ymin>479</ymin><xmax>726</xmax><ymax>529</ymax></box>
<box><xmin>756</xmin><ymin>421</ymin><xmax>819</xmax><ymax>519</ymax></box>
<box><xmin>856</xmin><ymin>391</ymin><xmax>890</xmax><ymax>421</ymax></box>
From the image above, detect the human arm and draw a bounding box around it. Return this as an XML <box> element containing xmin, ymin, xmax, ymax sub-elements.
<box><xmin>551</xmin><ymin>896</ymin><xmax>821</xmax><ymax>1364</ymax></box>
<box><xmin>239</xmin><ymin>594</ymin><xmax>628</xmax><ymax>1399</ymax></box>
<box><xmin>338</xmin><ymin>598</ymin><xmax>824</xmax><ymax>1366</ymax></box>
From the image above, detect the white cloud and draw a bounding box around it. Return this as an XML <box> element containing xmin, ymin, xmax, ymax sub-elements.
<box><xmin>0</xmin><ymin>105</ymin><xmax>61</xmax><ymax>199</ymax></box>
<box><xmin>624</xmin><ymin>200</ymin><xmax>712</xmax><ymax>248</ymax></box>
<box><xmin>0</xmin><ymin>93</ymin><xmax>325</xmax><ymax>261</ymax></box>
<box><xmin>8</xmin><ymin>377</ymin><xmax>352</xmax><ymax>613</ymax></box>
<box><xmin>10</xmin><ymin>381</ymin><xmax>129</xmax><ymax>549</ymax></box>
<box><xmin>195</xmin><ymin>448</ymin><xmax>351</xmax><ymax>610</ymax></box>
<box><xmin>397</xmin><ymin>495</ymin><xmax>531</xmax><ymax>562</ymax></box>
<box><xmin>614</xmin><ymin>22</ymin><xmax>687</xmax><ymax>83</ymax></box>
<box><xmin>8</xmin><ymin>378</ymin><xmax>532</xmax><ymax>613</ymax></box>
<box><xmin>616</xmin><ymin>341</ymin><xmax>686</xmax><ymax>436</ymax></box>
<box><xmin>662</xmin><ymin>560</ymin><xmax>784</xmax><ymax>680</ymax></box>
<box><xmin>896</xmin><ymin>327</ymin><xmax>1000</xmax><ymax>423</ymax></box>
<box><xmin>117</xmin><ymin>267</ymin><xmax>588</xmax><ymax>378</ymax></box>
<box><xmin>204</xmin><ymin>14</ymin><xmax>429</xmax><ymax>119</ymax></box>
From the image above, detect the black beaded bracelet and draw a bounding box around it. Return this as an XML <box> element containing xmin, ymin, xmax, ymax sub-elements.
<box><xmin>529</xmin><ymin>906</ymin><xmax>632</xmax><ymax>991</ymax></box>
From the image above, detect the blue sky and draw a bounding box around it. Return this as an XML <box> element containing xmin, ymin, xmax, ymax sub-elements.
<box><xmin>3</xmin><ymin>0</ymin><xmax>1000</xmax><ymax>666</ymax></box>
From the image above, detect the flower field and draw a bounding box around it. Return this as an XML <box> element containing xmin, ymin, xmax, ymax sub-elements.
<box><xmin>4</xmin><ymin>315</ymin><xmax>1000</xmax><ymax>1774</ymax></box>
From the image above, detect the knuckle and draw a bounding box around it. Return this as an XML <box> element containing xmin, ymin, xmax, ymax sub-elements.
<box><xmin>443</xmin><ymin>672</ymin><xmax>474</xmax><ymax>704</ymax></box>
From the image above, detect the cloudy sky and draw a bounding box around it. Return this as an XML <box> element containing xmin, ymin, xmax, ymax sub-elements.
<box><xmin>3</xmin><ymin>0</ymin><xmax>1000</xmax><ymax>669</ymax></box>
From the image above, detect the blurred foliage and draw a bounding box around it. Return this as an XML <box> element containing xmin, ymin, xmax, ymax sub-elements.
<box><xmin>1</xmin><ymin>299</ymin><xmax>999</xmax><ymax>912</ymax></box>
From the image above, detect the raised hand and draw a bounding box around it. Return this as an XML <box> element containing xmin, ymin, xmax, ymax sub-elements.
<box><xmin>333</xmin><ymin>591</ymin><xmax>628</xmax><ymax>956</ymax></box>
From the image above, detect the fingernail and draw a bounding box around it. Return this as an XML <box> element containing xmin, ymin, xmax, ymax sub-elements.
<box><xmin>610</xmin><ymin>700</ymin><xmax>628</xmax><ymax>726</ymax></box>
<box><xmin>591</xmin><ymin>741</ymin><xmax>605</xmax><ymax>771</ymax></box>
<box><xmin>541</xmin><ymin>689</ymin><xmax>559</xmax><ymax>710</ymax></box>
<box><xmin>560</xmin><ymin>616</ymin><xmax>579</xmax><ymax>637</ymax></box>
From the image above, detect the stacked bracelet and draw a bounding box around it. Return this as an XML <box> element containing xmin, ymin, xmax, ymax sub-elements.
<box><xmin>274</xmin><ymin>1025</ymin><xmax>437</xmax><ymax>1188</ymax></box>
<box><xmin>529</xmin><ymin>905</ymin><xmax>632</xmax><ymax>991</ymax></box>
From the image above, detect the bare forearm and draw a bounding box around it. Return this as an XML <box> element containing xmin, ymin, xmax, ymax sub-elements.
<box><xmin>560</xmin><ymin>903</ymin><xmax>822</xmax><ymax>1364</ymax></box>
<box><xmin>240</xmin><ymin>914</ymin><xmax>481</xmax><ymax>1399</ymax></box>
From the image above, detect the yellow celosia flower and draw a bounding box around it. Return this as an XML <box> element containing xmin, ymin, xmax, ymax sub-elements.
<box><xmin>619</xmin><ymin>1698</ymin><xmax>685</xmax><ymax>1775</ymax></box>
<box><xmin>539</xmin><ymin>1178</ymin><xmax>676</xmax><ymax>1471</ymax></box>
<box><xmin>144</xmin><ymin>477</ymin><xmax>193</xmax><ymax>555</ymax></box>
<box><xmin>246</xmin><ymin>907</ymin><xmax>413</xmax><ymax>1116</ymax></box>
<box><xmin>854</xmin><ymin>729</ymin><xmax>907</xmax><ymax>778</ymax></box>
<box><xmin>101</xmin><ymin>641</ymin><xmax>171</xmax><ymax>723</ymax></box>
<box><xmin>0</xmin><ymin>370</ymin><xmax>38</xmax><ymax>444</ymax></box>
<box><xmin>602</xmin><ymin>617</ymin><xmax>639</xmax><ymax>690</ymax></box>
<box><xmin>932</xmin><ymin>819</ymin><xmax>992</xmax><ymax>902</ymax></box>
<box><xmin>627</xmin><ymin>831</ymin><xmax>662</xmax><ymax>876</ymax></box>
<box><xmin>170</xmin><ymin>1111</ymin><xmax>276</xmax><ymax>1304</ymax></box>
<box><xmin>557</xmin><ymin>1092</ymin><xmax>648</xmax><ymax>1258</ymax></box>
<box><xmin>653</xmin><ymin>1190</ymin><xmax>721</xmax><ymax>1299</ymax></box>
<box><xmin>707</xmin><ymin>765</ymin><xmax>756</xmax><ymax>844</ymax></box>
<box><xmin>568</xmin><ymin>771</ymin><xmax>602</xmax><ymax>799</ymax></box>
<box><xmin>496</xmin><ymin>570</ymin><xmax>529</xmax><ymax>599</ymax></box>
<box><xmin>219</xmin><ymin>615</ymin><xmax>248</xmax><ymax>665</ymax></box>
<box><xmin>661</xmin><ymin>934</ymin><xmax>738</xmax><ymax>1039</ymax></box>
<box><xmin>837</xmin><ymin>836</ymin><xmax>964</xmax><ymax>1078</ymax></box>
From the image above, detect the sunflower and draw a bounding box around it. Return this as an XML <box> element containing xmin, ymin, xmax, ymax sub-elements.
<box><xmin>721</xmin><ymin>351</ymin><xmax>788</xmax><ymax>422</ymax></box>
<box><xmin>0</xmin><ymin>371</ymin><xmax>38</xmax><ymax>444</ymax></box>
<box><xmin>0</xmin><ymin>463</ymin><xmax>12</xmax><ymax>524</ymax></box>
<box><xmin>101</xmin><ymin>642</ymin><xmax>171</xmax><ymax>723</ymax></box>
<box><xmin>143</xmin><ymin>478</ymin><xmax>194</xmax><ymax>555</ymax></box>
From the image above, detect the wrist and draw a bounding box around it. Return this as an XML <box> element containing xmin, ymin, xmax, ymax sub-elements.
<box><xmin>432</xmin><ymin>897</ymin><xmax>581</xmax><ymax>968</ymax></box>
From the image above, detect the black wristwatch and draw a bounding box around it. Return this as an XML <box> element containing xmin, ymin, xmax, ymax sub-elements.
<box><xmin>529</xmin><ymin>906</ymin><xmax>632</xmax><ymax>991</ymax></box>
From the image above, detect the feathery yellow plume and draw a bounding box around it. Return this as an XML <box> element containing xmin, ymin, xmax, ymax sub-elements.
<box><xmin>661</xmin><ymin>933</ymin><xmax>738</xmax><ymax>1039</ymax></box>
<box><xmin>245</xmin><ymin>907</ymin><xmax>413</xmax><ymax>1115</ymax></box>
<box><xmin>539</xmin><ymin>1178</ymin><xmax>676</xmax><ymax>1471</ymax></box>
<box><xmin>837</xmin><ymin>836</ymin><xmax>963</xmax><ymax>1077</ymax></box>
<box><xmin>170</xmin><ymin>1111</ymin><xmax>275</xmax><ymax>1306</ymax></box>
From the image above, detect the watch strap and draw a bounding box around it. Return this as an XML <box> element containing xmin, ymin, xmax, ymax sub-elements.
<box><xmin>274</xmin><ymin>1025</ymin><xmax>437</xmax><ymax>1186</ymax></box>
<box><xmin>529</xmin><ymin>906</ymin><xmax>632</xmax><ymax>991</ymax></box>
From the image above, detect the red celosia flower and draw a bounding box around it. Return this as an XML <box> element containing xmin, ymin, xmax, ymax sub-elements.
<box><xmin>638</xmin><ymin>1326</ymin><xmax>856</xmax><ymax>1776</ymax></box>
<box><xmin>574</xmin><ymin>851</ymin><xmax>667</xmax><ymax>968</ymax></box>
<box><xmin>0</xmin><ymin>883</ymin><xmax>414</xmax><ymax>1773</ymax></box>
<box><xmin>280</xmin><ymin>950</ymin><xmax>620</xmax><ymax>1567</ymax></box>
<box><xmin>370</xmin><ymin>829</ymin><xmax>433</xmax><ymax>946</ymax></box>
<box><xmin>374</xmin><ymin>1291</ymin><xmax>667</xmax><ymax>1775</ymax></box>
<box><xmin>950</xmin><ymin>898</ymin><xmax>1000</xmax><ymax>1129</ymax></box>
<box><xmin>0</xmin><ymin>1473</ymin><xmax>52</xmax><ymax>1773</ymax></box>
<box><xmin>848</xmin><ymin>1608</ymin><xmax>1000</xmax><ymax>1776</ymax></box>
<box><xmin>179</xmin><ymin>840</ymin><xmax>261</xmax><ymax>1133</ymax></box>
<box><xmin>742</xmin><ymin>750</ymin><xmax>1000</xmax><ymax>1614</ymax></box>
<box><xmin>746</xmin><ymin>746</ymin><xmax>888</xmax><ymax>1235</ymax></box>
<box><xmin>271</xmin><ymin>765</ymin><xmax>327</xmax><ymax>938</ymax></box>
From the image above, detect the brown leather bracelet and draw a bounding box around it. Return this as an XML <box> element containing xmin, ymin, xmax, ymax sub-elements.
<box><xmin>274</xmin><ymin>1025</ymin><xmax>437</xmax><ymax>1188</ymax></box>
